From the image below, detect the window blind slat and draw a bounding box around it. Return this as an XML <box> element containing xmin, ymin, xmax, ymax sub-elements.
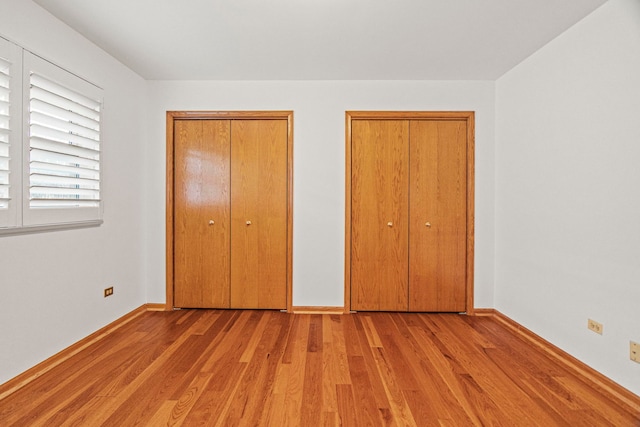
<box><xmin>30</xmin><ymin>199</ymin><xmax>99</xmax><ymax>208</ymax></box>
<box><xmin>0</xmin><ymin>76</ymin><xmax>9</xmax><ymax>90</ymax></box>
<box><xmin>30</xmin><ymin>137</ymin><xmax>99</xmax><ymax>161</ymax></box>
<box><xmin>31</xmin><ymin>161</ymin><xmax>99</xmax><ymax>180</ymax></box>
<box><xmin>30</xmin><ymin>173</ymin><xmax>99</xmax><ymax>189</ymax></box>
<box><xmin>30</xmin><ymin>73</ymin><xmax>101</xmax><ymax>111</ymax></box>
<box><xmin>0</xmin><ymin>113</ymin><xmax>9</xmax><ymax>130</ymax></box>
<box><xmin>30</xmin><ymin>111</ymin><xmax>99</xmax><ymax>141</ymax></box>
<box><xmin>30</xmin><ymin>186</ymin><xmax>99</xmax><ymax>199</ymax></box>
<box><xmin>0</xmin><ymin>57</ymin><xmax>10</xmax><ymax>71</ymax></box>
<box><xmin>30</xmin><ymin>149</ymin><xmax>99</xmax><ymax>170</ymax></box>
<box><xmin>0</xmin><ymin>140</ymin><xmax>8</xmax><ymax>156</ymax></box>
<box><xmin>0</xmin><ymin>183</ymin><xmax>9</xmax><ymax>200</ymax></box>
<box><xmin>30</xmin><ymin>99</ymin><xmax>99</xmax><ymax>132</ymax></box>
<box><xmin>30</xmin><ymin>123</ymin><xmax>99</xmax><ymax>151</ymax></box>
<box><xmin>0</xmin><ymin>87</ymin><xmax>9</xmax><ymax>99</ymax></box>
<box><xmin>30</xmin><ymin>85</ymin><xmax>100</xmax><ymax>123</ymax></box>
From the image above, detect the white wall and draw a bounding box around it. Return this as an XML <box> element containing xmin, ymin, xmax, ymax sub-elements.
<box><xmin>0</xmin><ymin>0</ymin><xmax>148</xmax><ymax>384</ymax></box>
<box><xmin>495</xmin><ymin>0</ymin><xmax>640</xmax><ymax>395</ymax></box>
<box><xmin>145</xmin><ymin>81</ymin><xmax>496</xmax><ymax>309</ymax></box>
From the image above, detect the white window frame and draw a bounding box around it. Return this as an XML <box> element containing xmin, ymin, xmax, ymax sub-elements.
<box><xmin>0</xmin><ymin>36</ymin><xmax>103</xmax><ymax>235</ymax></box>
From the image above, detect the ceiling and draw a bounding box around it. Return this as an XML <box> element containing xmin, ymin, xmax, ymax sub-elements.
<box><xmin>33</xmin><ymin>0</ymin><xmax>607</xmax><ymax>81</ymax></box>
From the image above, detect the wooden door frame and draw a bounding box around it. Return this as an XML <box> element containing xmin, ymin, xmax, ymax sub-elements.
<box><xmin>344</xmin><ymin>111</ymin><xmax>475</xmax><ymax>314</ymax></box>
<box><xmin>166</xmin><ymin>111</ymin><xmax>294</xmax><ymax>312</ymax></box>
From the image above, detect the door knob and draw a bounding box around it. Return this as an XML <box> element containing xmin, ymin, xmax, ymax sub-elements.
<box><xmin>208</xmin><ymin>220</ymin><xmax>215</xmax><ymax>225</ymax></box>
<box><xmin>387</xmin><ymin>222</ymin><xmax>393</xmax><ymax>227</ymax></box>
<box><xmin>425</xmin><ymin>222</ymin><xmax>431</xmax><ymax>227</ymax></box>
<box><xmin>246</xmin><ymin>220</ymin><xmax>252</xmax><ymax>225</ymax></box>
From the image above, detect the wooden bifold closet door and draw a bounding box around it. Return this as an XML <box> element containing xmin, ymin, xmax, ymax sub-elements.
<box><xmin>348</xmin><ymin>112</ymin><xmax>474</xmax><ymax>313</ymax></box>
<box><xmin>230</xmin><ymin>120</ymin><xmax>288</xmax><ymax>309</ymax></box>
<box><xmin>351</xmin><ymin>120</ymin><xmax>410</xmax><ymax>311</ymax></box>
<box><xmin>174</xmin><ymin>120</ymin><xmax>231</xmax><ymax>308</ymax></box>
<box><xmin>170</xmin><ymin>113</ymin><xmax>291</xmax><ymax>310</ymax></box>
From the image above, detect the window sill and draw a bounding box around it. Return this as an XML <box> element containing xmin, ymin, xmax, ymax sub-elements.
<box><xmin>0</xmin><ymin>220</ymin><xmax>103</xmax><ymax>237</ymax></box>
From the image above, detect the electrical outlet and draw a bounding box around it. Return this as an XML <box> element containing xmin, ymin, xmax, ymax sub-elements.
<box><xmin>587</xmin><ymin>319</ymin><xmax>603</xmax><ymax>335</ymax></box>
<box><xmin>631</xmin><ymin>341</ymin><xmax>640</xmax><ymax>363</ymax></box>
<box><xmin>104</xmin><ymin>287</ymin><xmax>114</xmax><ymax>297</ymax></box>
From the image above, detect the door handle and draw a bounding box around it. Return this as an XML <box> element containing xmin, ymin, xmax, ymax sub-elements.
<box><xmin>246</xmin><ymin>220</ymin><xmax>252</xmax><ymax>225</ymax></box>
<box><xmin>425</xmin><ymin>222</ymin><xmax>431</xmax><ymax>228</ymax></box>
<box><xmin>208</xmin><ymin>220</ymin><xmax>215</xmax><ymax>225</ymax></box>
<box><xmin>387</xmin><ymin>222</ymin><xmax>393</xmax><ymax>227</ymax></box>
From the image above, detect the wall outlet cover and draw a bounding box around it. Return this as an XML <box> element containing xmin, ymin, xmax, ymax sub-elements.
<box><xmin>631</xmin><ymin>341</ymin><xmax>640</xmax><ymax>363</ymax></box>
<box><xmin>587</xmin><ymin>319</ymin><xmax>603</xmax><ymax>335</ymax></box>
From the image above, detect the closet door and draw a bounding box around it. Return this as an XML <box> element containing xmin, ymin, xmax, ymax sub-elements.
<box><xmin>174</xmin><ymin>120</ymin><xmax>231</xmax><ymax>308</ymax></box>
<box><xmin>230</xmin><ymin>120</ymin><xmax>288</xmax><ymax>309</ymax></box>
<box><xmin>409</xmin><ymin>120</ymin><xmax>467</xmax><ymax>311</ymax></box>
<box><xmin>351</xmin><ymin>120</ymin><xmax>409</xmax><ymax>311</ymax></box>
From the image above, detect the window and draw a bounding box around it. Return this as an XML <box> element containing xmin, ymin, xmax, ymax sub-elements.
<box><xmin>0</xmin><ymin>37</ymin><xmax>103</xmax><ymax>233</ymax></box>
<box><xmin>23</xmin><ymin>52</ymin><xmax>103</xmax><ymax>226</ymax></box>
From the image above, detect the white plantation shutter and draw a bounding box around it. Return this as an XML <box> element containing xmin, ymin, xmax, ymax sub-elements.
<box><xmin>0</xmin><ymin>57</ymin><xmax>11</xmax><ymax>209</ymax></box>
<box><xmin>0</xmin><ymin>41</ymin><xmax>103</xmax><ymax>234</ymax></box>
<box><xmin>0</xmin><ymin>38</ymin><xmax>21</xmax><ymax>228</ymax></box>
<box><xmin>23</xmin><ymin>52</ymin><xmax>103</xmax><ymax>226</ymax></box>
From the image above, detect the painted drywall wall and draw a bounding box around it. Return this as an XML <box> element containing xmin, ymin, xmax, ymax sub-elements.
<box><xmin>145</xmin><ymin>80</ymin><xmax>496</xmax><ymax>309</ymax></box>
<box><xmin>495</xmin><ymin>0</ymin><xmax>640</xmax><ymax>395</ymax></box>
<box><xmin>0</xmin><ymin>0</ymin><xmax>148</xmax><ymax>384</ymax></box>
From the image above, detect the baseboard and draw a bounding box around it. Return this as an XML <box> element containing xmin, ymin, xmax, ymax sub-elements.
<box><xmin>474</xmin><ymin>308</ymin><xmax>640</xmax><ymax>414</ymax></box>
<box><xmin>291</xmin><ymin>306</ymin><xmax>345</xmax><ymax>314</ymax></box>
<box><xmin>146</xmin><ymin>303</ymin><xmax>169</xmax><ymax>311</ymax></box>
<box><xmin>0</xmin><ymin>304</ymin><xmax>150</xmax><ymax>400</ymax></box>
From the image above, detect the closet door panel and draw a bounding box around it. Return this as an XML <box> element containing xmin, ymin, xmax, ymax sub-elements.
<box><xmin>230</xmin><ymin>119</ymin><xmax>288</xmax><ymax>309</ymax></box>
<box><xmin>409</xmin><ymin>120</ymin><xmax>467</xmax><ymax>312</ymax></box>
<box><xmin>351</xmin><ymin>120</ymin><xmax>409</xmax><ymax>311</ymax></box>
<box><xmin>174</xmin><ymin>120</ymin><xmax>231</xmax><ymax>308</ymax></box>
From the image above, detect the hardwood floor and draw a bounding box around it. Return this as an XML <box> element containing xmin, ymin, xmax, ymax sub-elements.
<box><xmin>0</xmin><ymin>310</ymin><xmax>638</xmax><ymax>426</ymax></box>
